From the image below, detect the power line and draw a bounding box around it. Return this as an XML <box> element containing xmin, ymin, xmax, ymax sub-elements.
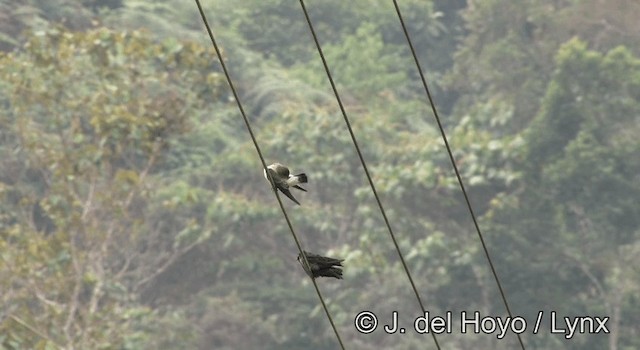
<box><xmin>391</xmin><ymin>1</ymin><xmax>526</xmax><ymax>349</ymax></box>
<box><xmin>298</xmin><ymin>1</ymin><xmax>441</xmax><ymax>349</ymax></box>
<box><xmin>192</xmin><ymin>1</ymin><xmax>346</xmax><ymax>349</ymax></box>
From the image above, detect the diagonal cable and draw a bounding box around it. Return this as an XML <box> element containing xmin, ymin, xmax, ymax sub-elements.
<box><xmin>193</xmin><ymin>1</ymin><xmax>345</xmax><ymax>349</ymax></box>
<box><xmin>298</xmin><ymin>1</ymin><xmax>441</xmax><ymax>349</ymax></box>
<box><xmin>391</xmin><ymin>1</ymin><xmax>526</xmax><ymax>349</ymax></box>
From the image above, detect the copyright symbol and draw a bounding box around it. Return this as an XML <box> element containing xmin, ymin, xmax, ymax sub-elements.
<box><xmin>354</xmin><ymin>311</ymin><xmax>378</xmax><ymax>334</ymax></box>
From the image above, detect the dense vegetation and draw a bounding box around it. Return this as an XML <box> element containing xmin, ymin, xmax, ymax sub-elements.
<box><xmin>0</xmin><ymin>0</ymin><xmax>638</xmax><ymax>349</ymax></box>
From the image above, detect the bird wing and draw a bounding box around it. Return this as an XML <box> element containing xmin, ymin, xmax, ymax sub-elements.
<box><xmin>318</xmin><ymin>267</ymin><xmax>343</xmax><ymax>279</ymax></box>
<box><xmin>279</xmin><ymin>186</ymin><xmax>301</xmax><ymax>205</ymax></box>
<box><xmin>273</xmin><ymin>163</ymin><xmax>290</xmax><ymax>178</ymax></box>
<box><xmin>299</xmin><ymin>251</ymin><xmax>344</xmax><ymax>279</ymax></box>
<box><xmin>302</xmin><ymin>251</ymin><xmax>320</xmax><ymax>260</ymax></box>
<box><xmin>313</xmin><ymin>255</ymin><xmax>343</xmax><ymax>267</ymax></box>
<box><xmin>266</xmin><ymin>167</ymin><xmax>300</xmax><ymax>205</ymax></box>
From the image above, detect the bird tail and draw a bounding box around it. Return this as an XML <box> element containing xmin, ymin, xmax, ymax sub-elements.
<box><xmin>295</xmin><ymin>173</ymin><xmax>308</xmax><ymax>183</ymax></box>
<box><xmin>293</xmin><ymin>185</ymin><xmax>307</xmax><ymax>192</ymax></box>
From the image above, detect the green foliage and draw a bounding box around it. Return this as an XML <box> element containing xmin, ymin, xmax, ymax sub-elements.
<box><xmin>487</xmin><ymin>39</ymin><xmax>640</xmax><ymax>349</ymax></box>
<box><xmin>0</xmin><ymin>27</ymin><xmax>223</xmax><ymax>348</ymax></box>
<box><xmin>293</xmin><ymin>22</ymin><xmax>408</xmax><ymax>100</ymax></box>
<box><xmin>1</xmin><ymin>1</ymin><xmax>639</xmax><ymax>349</ymax></box>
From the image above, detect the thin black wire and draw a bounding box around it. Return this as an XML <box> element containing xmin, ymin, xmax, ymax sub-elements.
<box><xmin>192</xmin><ymin>1</ymin><xmax>345</xmax><ymax>349</ymax></box>
<box><xmin>298</xmin><ymin>1</ymin><xmax>441</xmax><ymax>349</ymax></box>
<box><xmin>392</xmin><ymin>1</ymin><xmax>526</xmax><ymax>349</ymax></box>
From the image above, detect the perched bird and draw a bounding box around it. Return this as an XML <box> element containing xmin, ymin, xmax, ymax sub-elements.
<box><xmin>297</xmin><ymin>251</ymin><xmax>344</xmax><ymax>280</ymax></box>
<box><xmin>263</xmin><ymin>163</ymin><xmax>308</xmax><ymax>205</ymax></box>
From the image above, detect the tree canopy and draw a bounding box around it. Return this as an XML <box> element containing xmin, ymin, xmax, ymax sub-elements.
<box><xmin>0</xmin><ymin>1</ymin><xmax>638</xmax><ymax>349</ymax></box>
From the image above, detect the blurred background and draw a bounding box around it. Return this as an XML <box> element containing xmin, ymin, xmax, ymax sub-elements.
<box><xmin>0</xmin><ymin>0</ymin><xmax>638</xmax><ymax>349</ymax></box>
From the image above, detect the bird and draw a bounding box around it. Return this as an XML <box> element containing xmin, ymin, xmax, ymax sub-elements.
<box><xmin>263</xmin><ymin>163</ymin><xmax>308</xmax><ymax>205</ymax></box>
<box><xmin>297</xmin><ymin>251</ymin><xmax>344</xmax><ymax>280</ymax></box>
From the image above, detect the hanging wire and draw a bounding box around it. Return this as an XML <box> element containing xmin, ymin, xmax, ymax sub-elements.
<box><xmin>192</xmin><ymin>1</ymin><xmax>346</xmax><ymax>349</ymax></box>
<box><xmin>298</xmin><ymin>1</ymin><xmax>441</xmax><ymax>349</ymax></box>
<box><xmin>391</xmin><ymin>1</ymin><xmax>526</xmax><ymax>349</ymax></box>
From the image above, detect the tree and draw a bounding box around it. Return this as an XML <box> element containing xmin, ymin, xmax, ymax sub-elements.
<box><xmin>0</xmin><ymin>27</ymin><xmax>223</xmax><ymax>348</ymax></box>
<box><xmin>487</xmin><ymin>39</ymin><xmax>640</xmax><ymax>350</ymax></box>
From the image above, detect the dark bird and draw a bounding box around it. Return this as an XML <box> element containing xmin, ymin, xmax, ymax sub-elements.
<box><xmin>263</xmin><ymin>163</ymin><xmax>308</xmax><ymax>205</ymax></box>
<box><xmin>297</xmin><ymin>251</ymin><xmax>344</xmax><ymax>280</ymax></box>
